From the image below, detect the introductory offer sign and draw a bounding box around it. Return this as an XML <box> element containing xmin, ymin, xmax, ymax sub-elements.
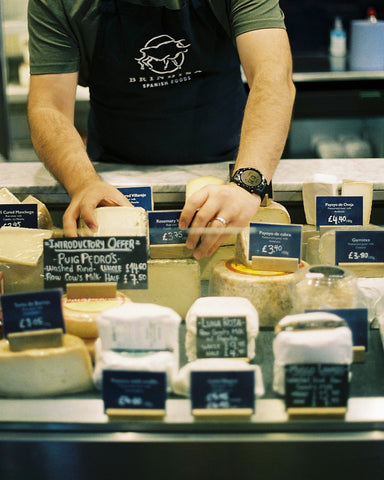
<box><xmin>43</xmin><ymin>237</ymin><xmax>148</xmax><ymax>289</ymax></box>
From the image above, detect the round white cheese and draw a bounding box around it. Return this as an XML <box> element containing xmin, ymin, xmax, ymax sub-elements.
<box><xmin>185</xmin><ymin>296</ymin><xmax>259</xmax><ymax>361</ymax></box>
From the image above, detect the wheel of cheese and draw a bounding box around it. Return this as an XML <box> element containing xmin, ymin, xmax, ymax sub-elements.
<box><xmin>209</xmin><ymin>258</ymin><xmax>307</xmax><ymax>327</ymax></box>
<box><xmin>0</xmin><ymin>334</ymin><xmax>94</xmax><ymax>397</ymax></box>
<box><xmin>62</xmin><ymin>292</ymin><xmax>130</xmax><ymax>338</ymax></box>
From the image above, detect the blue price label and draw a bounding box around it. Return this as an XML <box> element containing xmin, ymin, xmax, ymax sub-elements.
<box><xmin>102</xmin><ymin>370</ymin><xmax>166</xmax><ymax>412</ymax></box>
<box><xmin>335</xmin><ymin>230</ymin><xmax>384</xmax><ymax>264</ymax></box>
<box><xmin>0</xmin><ymin>289</ymin><xmax>65</xmax><ymax>338</ymax></box>
<box><xmin>191</xmin><ymin>370</ymin><xmax>255</xmax><ymax>411</ymax></box>
<box><xmin>118</xmin><ymin>186</ymin><xmax>153</xmax><ymax>210</ymax></box>
<box><xmin>249</xmin><ymin>223</ymin><xmax>302</xmax><ymax>260</ymax></box>
<box><xmin>306</xmin><ymin>308</ymin><xmax>368</xmax><ymax>350</ymax></box>
<box><xmin>0</xmin><ymin>204</ymin><xmax>38</xmax><ymax>228</ymax></box>
<box><xmin>316</xmin><ymin>196</ymin><xmax>363</xmax><ymax>227</ymax></box>
<box><xmin>148</xmin><ymin>210</ymin><xmax>187</xmax><ymax>245</ymax></box>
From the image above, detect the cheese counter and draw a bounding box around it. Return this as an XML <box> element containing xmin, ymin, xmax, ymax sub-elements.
<box><xmin>2</xmin><ymin>158</ymin><xmax>384</xmax><ymax>479</ymax></box>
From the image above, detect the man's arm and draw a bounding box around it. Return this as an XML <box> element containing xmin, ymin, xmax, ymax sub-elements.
<box><xmin>28</xmin><ymin>73</ymin><xmax>131</xmax><ymax>236</ymax></box>
<box><xmin>179</xmin><ymin>28</ymin><xmax>295</xmax><ymax>259</ymax></box>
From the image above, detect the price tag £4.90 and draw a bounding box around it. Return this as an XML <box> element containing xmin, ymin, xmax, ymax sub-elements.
<box><xmin>335</xmin><ymin>230</ymin><xmax>384</xmax><ymax>264</ymax></box>
<box><xmin>316</xmin><ymin>196</ymin><xmax>363</xmax><ymax>227</ymax></box>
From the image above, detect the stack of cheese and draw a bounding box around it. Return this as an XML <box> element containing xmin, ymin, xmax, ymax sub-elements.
<box><xmin>78</xmin><ymin>205</ymin><xmax>201</xmax><ymax>319</ymax></box>
<box><xmin>93</xmin><ymin>302</ymin><xmax>182</xmax><ymax>392</ymax></box>
<box><xmin>61</xmin><ymin>282</ymin><xmax>131</xmax><ymax>360</ymax></box>
<box><xmin>209</xmin><ymin>204</ymin><xmax>307</xmax><ymax>327</ymax></box>
<box><xmin>0</xmin><ymin>226</ymin><xmax>53</xmax><ymax>293</ymax></box>
<box><xmin>273</xmin><ymin>311</ymin><xmax>353</xmax><ymax>395</ymax></box>
<box><xmin>172</xmin><ymin>296</ymin><xmax>264</xmax><ymax>397</ymax></box>
<box><xmin>0</xmin><ymin>329</ymin><xmax>94</xmax><ymax>397</ymax></box>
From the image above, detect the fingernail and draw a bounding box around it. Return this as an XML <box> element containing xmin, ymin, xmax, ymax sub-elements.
<box><xmin>193</xmin><ymin>250</ymin><xmax>202</xmax><ymax>260</ymax></box>
<box><xmin>179</xmin><ymin>221</ymin><xmax>186</xmax><ymax>229</ymax></box>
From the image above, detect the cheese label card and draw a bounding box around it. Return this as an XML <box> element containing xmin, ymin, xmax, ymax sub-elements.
<box><xmin>249</xmin><ymin>223</ymin><xmax>302</xmax><ymax>260</ymax></box>
<box><xmin>0</xmin><ymin>289</ymin><xmax>65</xmax><ymax>337</ymax></box>
<box><xmin>43</xmin><ymin>237</ymin><xmax>148</xmax><ymax>290</ymax></box>
<box><xmin>316</xmin><ymin>196</ymin><xmax>363</xmax><ymax>227</ymax></box>
<box><xmin>148</xmin><ymin>210</ymin><xmax>188</xmax><ymax>245</ymax></box>
<box><xmin>196</xmin><ymin>316</ymin><xmax>248</xmax><ymax>359</ymax></box>
<box><xmin>335</xmin><ymin>230</ymin><xmax>384</xmax><ymax>263</ymax></box>
<box><xmin>191</xmin><ymin>370</ymin><xmax>254</xmax><ymax>411</ymax></box>
<box><xmin>306</xmin><ymin>308</ymin><xmax>368</xmax><ymax>350</ymax></box>
<box><xmin>0</xmin><ymin>204</ymin><xmax>38</xmax><ymax>228</ymax></box>
<box><xmin>118</xmin><ymin>187</ymin><xmax>153</xmax><ymax>211</ymax></box>
<box><xmin>285</xmin><ymin>364</ymin><xmax>349</xmax><ymax>409</ymax></box>
<box><xmin>102</xmin><ymin>370</ymin><xmax>166</xmax><ymax>412</ymax></box>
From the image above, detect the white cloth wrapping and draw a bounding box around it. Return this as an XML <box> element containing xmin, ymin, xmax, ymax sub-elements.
<box><xmin>273</xmin><ymin>312</ymin><xmax>353</xmax><ymax>395</ymax></box>
<box><xmin>185</xmin><ymin>296</ymin><xmax>259</xmax><ymax>362</ymax></box>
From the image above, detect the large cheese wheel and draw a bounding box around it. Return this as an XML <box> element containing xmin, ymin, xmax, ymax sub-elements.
<box><xmin>0</xmin><ymin>334</ymin><xmax>94</xmax><ymax>397</ymax></box>
<box><xmin>209</xmin><ymin>259</ymin><xmax>307</xmax><ymax>327</ymax></box>
<box><xmin>62</xmin><ymin>292</ymin><xmax>130</xmax><ymax>338</ymax></box>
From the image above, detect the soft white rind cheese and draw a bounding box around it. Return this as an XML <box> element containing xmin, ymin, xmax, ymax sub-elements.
<box><xmin>0</xmin><ymin>334</ymin><xmax>94</xmax><ymax>397</ymax></box>
<box><xmin>97</xmin><ymin>302</ymin><xmax>182</xmax><ymax>358</ymax></box>
<box><xmin>93</xmin><ymin>339</ymin><xmax>178</xmax><ymax>392</ymax></box>
<box><xmin>185</xmin><ymin>296</ymin><xmax>259</xmax><ymax>361</ymax></box>
<box><xmin>273</xmin><ymin>312</ymin><xmax>353</xmax><ymax>395</ymax></box>
<box><xmin>171</xmin><ymin>358</ymin><xmax>265</xmax><ymax>398</ymax></box>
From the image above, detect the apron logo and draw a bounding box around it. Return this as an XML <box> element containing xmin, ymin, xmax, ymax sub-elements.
<box><xmin>135</xmin><ymin>35</ymin><xmax>190</xmax><ymax>74</ymax></box>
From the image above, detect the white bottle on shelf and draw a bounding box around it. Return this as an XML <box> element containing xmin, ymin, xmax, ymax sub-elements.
<box><xmin>329</xmin><ymin>17</ymin><xmax>347</xmax><ymax>57</ymax></box>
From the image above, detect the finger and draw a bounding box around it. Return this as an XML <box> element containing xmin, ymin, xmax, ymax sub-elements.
<box><xmin>185</xmin><ymin>203</ymin><xmax>221</xmax><ymax>250</ymax></box>
<box><xmin>179</xmin><ymin>189</ymin><xmax>209</xmax><ymax>229</ymax></box>
<box><xmin>62</xmin><ymin>203</ymin><xmax>82</xmax><ymax>237</ymax></box>
<box><xmin>192</xmin><ymin>221</ymin><xmax>231</xmax><ymax>259</ymax></box>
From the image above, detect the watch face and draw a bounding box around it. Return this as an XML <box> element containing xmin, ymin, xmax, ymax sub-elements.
<box><xmin>241</xmin><ymin>169</ymin><xmax>262</xmax><ymax>187</ymax></box>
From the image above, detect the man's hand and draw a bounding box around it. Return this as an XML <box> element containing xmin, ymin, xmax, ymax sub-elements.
<box><xmin>179</xmin><ymin>183</ymin><xmax>261</xmax><ymax>259</ymax></box>
<box><xmin>63</xmin><ymin>179</ymin><xmax>132</xmax><ymax>236</ymax></box>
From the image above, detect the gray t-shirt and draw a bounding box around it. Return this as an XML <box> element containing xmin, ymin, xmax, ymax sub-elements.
<box><xmin>28</xmin><ymin>0</ymin><xmax>286</xmax><ymax>86</ymax></box>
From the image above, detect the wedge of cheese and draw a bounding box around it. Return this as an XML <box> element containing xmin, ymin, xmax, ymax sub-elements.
<box><xmin>252</xmin><ymin>199</ymin><xmax>291</xmax><ymax>224</ymax></box>
<box><xmin>78</xmin><ymin>205</ymin><xmax>149</xmax><ymax>242</ymax></box>
<box><xmin>341</xmin><ymin>179</ymin><xmax>373</xmax><ymax>225</ymax></box>
<box><xmin>273</xmin><ymin>312</ymin><xmax>353</xmax><ymax>395</ymax></box>
<box><xmin>185</xmin><ymin>175</ymin><xmax>226</xmax><ymax>199</ymax></box>
<box><xmin>22</xmin><ymin>194</ymin><xmax>53</xmax><ymax>230</ymax></box>
<box><xmin>0</xmin><ymin>227</ymin><xmax>53</xmax><ymax>293</ymax></box>
<box><xmin>121</xmin><ymin>258</ymin><xmax>201</xmax><ymax>319</ymax></box>
<box><xmin>0</xmin><ymin>334</ymin><xmax>94</xmax><ymax>397</ymax></box>
<box><xmin>185</xmin><ymin>296</ymin><xmax>259</xmax><ymax>362</ymax></box>
<box><xmin>302</xmin><ymin>174</ymin><xmax>339</xmax><ymax>225</ymax></box>
<box><xmin>0</xmin><ymin>187</ymin><xmax>19</xmax><ymax>204</ymax></box>
<box><xmin>209</xmin><ymin>259</ymin><xmax>307</xmax><ymax>327</ymax></box>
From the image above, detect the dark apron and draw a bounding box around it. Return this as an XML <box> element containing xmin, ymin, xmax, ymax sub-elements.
<box><xmin>87</xmin><ymin>0</ymin><xmax>246</xmax><ymax>165</ymax></box>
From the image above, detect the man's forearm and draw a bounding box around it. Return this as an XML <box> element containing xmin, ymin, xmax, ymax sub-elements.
<box><xmin>234</xmin><ymin>75</ymin><xmax>296</xmax><ymax>182</ymax></box>
<box><xmin>28</xmin><ymin>106</ymin><xmax>100</xmax><ymax>198</ymax></box>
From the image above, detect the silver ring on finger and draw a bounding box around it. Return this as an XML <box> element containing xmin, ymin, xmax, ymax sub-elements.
<box><xmin>214</xmin><ymin>216</ymin><xmax>228</xmax><ymax>226</ymax></box>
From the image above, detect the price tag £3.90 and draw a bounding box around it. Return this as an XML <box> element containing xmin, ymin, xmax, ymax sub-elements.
<box><xmin>335</xmin><ymin>230</ymin><xmax>384</xmax><ymax>264</ymax></box>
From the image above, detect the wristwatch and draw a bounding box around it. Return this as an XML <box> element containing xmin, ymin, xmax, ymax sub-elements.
<box><xmin>230</xmin><ymin>167</ymin><xmax>269</xmax><ymax>200</ymax></box>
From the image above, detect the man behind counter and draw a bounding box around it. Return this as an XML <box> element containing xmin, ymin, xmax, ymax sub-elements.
<box><xmin>27</xmin><ymin>0</ymin><xmax>295</xmax><ymax>259</ymax></box>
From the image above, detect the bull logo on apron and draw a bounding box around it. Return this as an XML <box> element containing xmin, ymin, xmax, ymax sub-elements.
<box><xmin>135</xmin><ymin>35</ymin><xmax>190</xmax><ymax>74</ymax></box>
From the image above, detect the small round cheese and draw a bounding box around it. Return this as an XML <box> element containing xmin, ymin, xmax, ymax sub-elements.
<box><xmin>62</xmin><ymin>292</ymin><xmax>130</xmax><ymax>339</ymax></box>
<box><xmin>209</xmin><ymin>259</ymin><xmax>307</xmax><ymax>327</ymax></box>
